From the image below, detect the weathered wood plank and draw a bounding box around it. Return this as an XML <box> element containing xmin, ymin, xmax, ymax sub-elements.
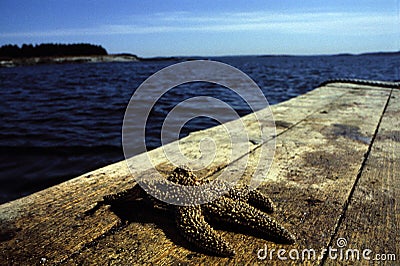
<box><xmin>138</xmin><ymin>85</ymin><xmax>390</xmax><ymax>265</ymax></box>
<box><xmin>330</xmin><ymin>89</ymin><xmax>399</xmax><ymax>265</ymax></box>
<box><xmin>0</xmin><ymin>83</ymin><xmax>345</xmax><ymax>265</ymax></box>
<box><xmin>66</xmin><ymin>85</ymin><xmax>389</xmax><ymax>264</ymax></box>
<box><xmin>0</xmin><ymin>82</ymin><xmax>394</xmax><ymax>265</ymax></box>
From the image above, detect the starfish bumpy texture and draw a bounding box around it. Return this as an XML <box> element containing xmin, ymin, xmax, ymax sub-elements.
<box><xmin>102</xmin><ymin>166</ymin><xmax>296</xmax><ymax>257</ymax></box>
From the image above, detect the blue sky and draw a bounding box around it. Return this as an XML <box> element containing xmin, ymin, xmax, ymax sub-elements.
<box><xmin>0</xmin><ymin>0</ymin><xmax>398</xmax><ymax>56</ymax></box>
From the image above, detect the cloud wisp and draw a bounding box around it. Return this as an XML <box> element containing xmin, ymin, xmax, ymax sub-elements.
<box><xmin>1</xmin><ymin>10</ymin><xmax>397</xmax><ymax>38</ymax></box>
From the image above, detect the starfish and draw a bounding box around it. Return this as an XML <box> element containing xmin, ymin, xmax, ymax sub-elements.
<box><xmin>100</xmin><ymin>166</ymin><xmax>296</xmax><ymax>257</ymax></box>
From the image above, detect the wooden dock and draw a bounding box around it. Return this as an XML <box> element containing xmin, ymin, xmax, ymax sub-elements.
<box><xmin>1</xmin><ymin>80</ymin><xmax>399</xmax><ymax>265</ymax></box>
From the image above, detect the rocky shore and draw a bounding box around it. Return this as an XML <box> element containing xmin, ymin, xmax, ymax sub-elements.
<box><xmin>0</xmin><ymin>54</ymin><xmax>140</xmax><ymax>67</ymax></box>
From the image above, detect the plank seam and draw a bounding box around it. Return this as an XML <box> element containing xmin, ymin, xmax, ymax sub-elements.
<box><xmin>62</xmin><ymin>91</ymin><xmax>349</xmax><ymax>263</ymax></box>
<box><xmin>319</xmin><ymin>88</ymin><xmax>394</xmax><ymax>265</ymax></box>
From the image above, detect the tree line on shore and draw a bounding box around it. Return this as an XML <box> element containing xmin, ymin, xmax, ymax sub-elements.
<box><xmin>0</xmin><ymin>43</ymin><xmax>108</xmax><ymax>58</ymax></box>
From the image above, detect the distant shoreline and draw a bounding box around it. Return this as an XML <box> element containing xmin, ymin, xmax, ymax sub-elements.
<box><xmin>257</xmin><ymin>51</ymin><xmax>400</xmax><ymax>58</ymax></box>
<box><xmin>0</xmin><ymin>54</ymin><xmax>203</xmax><ymax>68</ymax></box>
<box><xmin>0</xmin><ymin>54</ymin><xmax>142</xmax><ymax>68</ymax></box>
<box><xmin>1</xmin><ymin>51</ymin><xmax>398</xmax><ymax>68</ymax></box>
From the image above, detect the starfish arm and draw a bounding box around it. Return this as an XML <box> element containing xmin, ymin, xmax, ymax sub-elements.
<box><xmin>175</xmin><ymin>205</ymin><xmax>235</xmax><ymax>257</ymax></box>
<box><xmin>228</xmin><ymin>185</ymin><xmax>250</xmax><ymax>201</ymax></box>
<box><xmin>103</xmin><ymin>184</ymin><xmax>146</xmax><ymax>204</ymax></box>
<box><xmin>205</xmin><ymin>197</ymin><xmax>296</xmax><ymax>244</ymax></box>
<box><xmin>103</xmin><ymin>183</ymin><xmax>172</xmax><ymax>210</ymax></box>
<box><xmin>228</xmin><ymin>185</ymin><xmax>275</xmax><ymax>213</ymax></box>
<box><xmin>247</xmin><ymin>189</ymin><xmax>276</xmax><ymax>213</ymax></box>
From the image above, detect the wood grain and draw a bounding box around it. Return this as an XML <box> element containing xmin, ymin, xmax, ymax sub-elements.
<box><xmin>0</xmin><ymin>82</ymin><xmax>396</xmax><ymax>265</ymax></box>
<box><xmin>331</xmin><ymin>90</ymin><xmax>399</xmax><ymax>265</ymax></box>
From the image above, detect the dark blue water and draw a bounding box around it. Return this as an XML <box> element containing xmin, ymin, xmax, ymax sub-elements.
<box><xmin>0</xmin><ymin>55</ymin><xmax>399</xmax><ymax>203</ymax></box>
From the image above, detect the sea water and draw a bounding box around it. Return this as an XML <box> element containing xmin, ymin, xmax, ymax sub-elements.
<box><xmin>0</xmin><ymin>54</ymin><xmax>398</xmax><ymax>203</ymax></box>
